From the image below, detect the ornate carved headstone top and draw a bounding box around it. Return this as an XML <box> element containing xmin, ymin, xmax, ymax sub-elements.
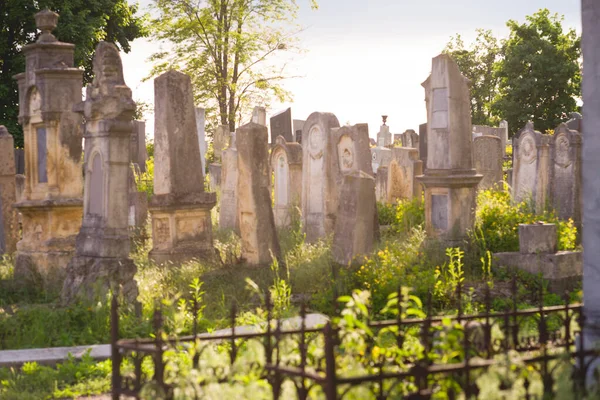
<box><xmin>35</xmin><ymin>9</ymin><xmax>59</xmax><ymax>43</ymax></box>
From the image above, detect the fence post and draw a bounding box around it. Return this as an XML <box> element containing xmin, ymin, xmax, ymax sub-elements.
<box><xmin>111</xmin><ymin>295</ymin><xmax>121</xmax><ymax>400</ymax></box>
<box><xmin>323</xmin><ymin>322</ymin><xmax>337</xmax><ymax>400</ymax></box>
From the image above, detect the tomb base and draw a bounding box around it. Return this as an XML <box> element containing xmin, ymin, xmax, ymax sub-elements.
<box><xmin>13</xmin><ymin>199</ymin><xmax>83</xmax><ymax>287</ymax></box>
<box><xmin>417</xmin><ymin>171</ymin><xmax>482</xmax><ymax>243</ymax></box>
<box><xmin>149</xmin><ymin>193</ymin><xmax>217</xmax><ymax>265</ymax></box>
<box><xmin>62</xmin><ymin>256</ymin><xmax>138</xmax><ymax>304</ymax></box>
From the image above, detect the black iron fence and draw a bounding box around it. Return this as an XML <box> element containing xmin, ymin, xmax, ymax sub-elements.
<box><xmin>111</xmin><ymin>282</ymin><xmax>600</xmax><ymax>399</ymax></box>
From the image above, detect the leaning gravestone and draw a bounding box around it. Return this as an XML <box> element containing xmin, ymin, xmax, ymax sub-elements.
<box><xmin>512</xmin><ymin>122</ymin><xmax>549</xmax><ymax>213</ymax></box>
<box><xmin>62</xmin><ymin>42</ymin><xmax>137</xmax><ymax>303</ymax></box>
<box><xmin>387</xmin><ymin>147</ymin><xmax>423</xmax><ymax>202</ymax></box>
<box><xmin>301</xmin><ymin>112</ymin><xmax>341</xmax><ymax>242</ymax></box>
<box><xmin>270</xmin><ymin>108</ymin><xmax>293</xmax><ymax>143</ymax></box>
<box><xmin>271</xmin><ymin>136</ymin><xmax>303</xmax><ymax>228</ymax></box>
<box><xmin>0</xmin><ymin>126</ymin><xmax>18</xmax><ymax>255</ymax></box>
<box><xmin>237</xmin><ymin>122</ymin><xmax>280</xmax><ymax>264</ymax></box>
<box><xmin>149</xmin><ymin>70</ymin><xmax>216</xmax><ymax>264</ymax></box>
<box><xmin>333</xmin><ymin>171</ymin><xmax>376</xmax><ymax>265</ymax></box>
<box><xmin>219</xmin><ymin>133</ymin><xmax>239</xmax><ymax>232</ymax></box>
<box><xmin>549</xmin><ymin>123</ymin><xmax>582</xmax><ymax>226</ymax></box>
<box><xmin>473</xmin><ymin>135</ymin><xmax>503</xmax><ymax>191</ymax></box>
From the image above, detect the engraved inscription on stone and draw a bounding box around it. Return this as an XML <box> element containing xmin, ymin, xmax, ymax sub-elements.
<box><xmin>520</xmin><ymin>133</ymin><xmax>536</xmax><ymax>164</ymax></box>
<box><xmin>309</xmin><ymin>125</ymin><xmax>324</xmax><ymax>159</ymax></box>
<box><xmin>431</xmin><ymin>194</ymin><xmax>449</xmax><ymax>231</ymax></box>
<box><xmin>36</xmin><ymin>127</ymin><xmax>48</xmax><ymax>183</ymax></box>
<box><xmin>554</xmin><ymin>133</ymin><xmax>571</xmax><ymax>168</ymax></box>
<box><xmin>88</xmin><ymin>153</ymin><xmax>104</xmax><ymax>216</ymax></box>
<box><xmin>154</xmin><ymin>218</ymin><xmax>171</xmax><ymax>248</ymax></box>
<box><xmin>176</xmin><ymin>216</ymin><xmax>208</xmax><ymax>242</ymax></box>
<box><xmin>275</xmin><ymin>153</ymin><xmax>288</xmax><ymax>206</ymax></box>
<box><xmin>338</xmin><ymin>135</ymin><xmax>355</xmax><ymax>172</ymax></box>
<box><xmin>431</xmin><ymin>88</ymin><xmax>449</xmax><ymax>129</ymax></box>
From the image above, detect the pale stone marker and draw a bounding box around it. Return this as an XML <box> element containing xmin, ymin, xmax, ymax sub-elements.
<box><xmin>0</xmin><ymin>126</ymin><xmax>18</xmax><ymax>255</ymax></box>
<box><xmin>416</xmin><ymin>54</ymin><xmax>482</xmax><ymax>241</ymax></box>
<box><xmin>13</xmin><ymin>10</ymin><xmax>84</xmax><ymax>283</ymax></box>
<box><xmin>270</xmin><ymin>136</ymin><xmax>302</xmax><ymax>228</ymax></box>
<box><xmin>219</xmin><ymin>133</ymin><xmax>239</xmax><ymax>232</ymax></box>
<box><xmin>375</xmin><ymin>166</ymin><xmax>388</xmax><ymax>202</ymax></box>
<box><xmin>333</xmin><ymin>124</ymin><xmax>374</xmax><ymax>177</ymax></box>
<box><xmin>549</xmin><ymin>123</ymin><xmax>582</xmax><ymax>226</ymax></box>
<box><xmin>132</xmin><ymin>121</ymin><xmax>147</xmax><ymax>173</ymax></box>
<box><xmin>566</xmin><ymin>112</ymin><xmax>582</xmax><ymax>132</ymax></box>
<box><xmin>293</xmin><ymin>119</ymin><xmax>305</xmax><ymax>142</ymax></box>
<box><xmin>473</xmin><ymin>122</ymin><xmax>508</xmax><ymax>156</ymax></box>
<box><xmin>149</xmin><ymin>70</ymin><xmax>216</xmax><ymax>264</ymax></box>
<box><xmin>62</xmin><ymin>42</ymin><xmax>138</xmax><ymax>302</ymax></box>
<box><xmin>252</xmin><ymin>106</ymin><xmax>266</xmax><ymax>126</ymax></box>
<box><xmin>376</xmin><ymin>118</ymin><xmax>392</xmax><ymax>147</ymax></box>
<box><xmin>401</xmin><ymin>129</ymin><xmax>419</xmax><ymax>150</ymax></box>
<box><xmin>195</xmin><ymin>107</ymin><xmax>207</xmax><ymax>173</ymax></box>
<box><xmin>237</xmin><ymin>122</ymin><xmax>280</xmax><ymax>264</ymax></box>
<box><xmin>419</xmin><ymin>123</ymin><xmax>428</xmax><ymax>170</ymax></box>
<box><xmin>270</xmin><ymin>108</ymin><xmax>293</xmax><ymax>143</ymax></box>
<box><xmin>512</xmin><ymin>122</ymin><xmax>550</xmax><ymax>213</ymax></box>
<box><xmin>371</xmin><ymin>146</ymin><xmax>392</xmax><ymax>173</ymax></box>
<box><xmin>332</xmin><ymin>170</ymin><xmax>376</xmax><ymax>265</ymax></box>
<box><xmin>387</xmin><ymin>147</ymin><xmax>423</xmax><ymax>202</ymax></box>
<box><xmin>213</xmin><ymin>124</ymin><xmax>229</xmax><ymax>162</ymax></box>
<box><xmin>301</xmin><ymin>112</ymin><xmax>340</xmax><ymax>242</ymax></box>
<box><xmin>473</xmin><ymin>135</ymin><xmax>503</xmax><ymax>191</ymax></box>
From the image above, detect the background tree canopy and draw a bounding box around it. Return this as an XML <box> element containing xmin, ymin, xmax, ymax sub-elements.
<box><xmin>444</xmin><ymin>9</ymin><xmax>581</xmax><ymax>136</ymax></box>
<box><xmin>0</xmin><ymin>0</ymin><xmax>147</xmax><ymax>147</ymax></box>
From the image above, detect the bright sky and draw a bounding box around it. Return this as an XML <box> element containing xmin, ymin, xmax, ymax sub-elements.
<box><xmin>121</xmin><ymin>0</ymin><xmax>581</xmax><ymax>141</ymax></box>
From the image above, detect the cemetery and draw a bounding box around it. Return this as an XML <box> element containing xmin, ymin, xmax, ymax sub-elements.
<box><xmin>0</xmin><ymin>2</ymin><xmax>596</xmax><ymax>399</ymax></box>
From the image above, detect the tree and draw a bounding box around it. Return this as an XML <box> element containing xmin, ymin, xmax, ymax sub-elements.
<box><xmin>0</xmin><ymin>0</ymin><xmax>147</xmax><ymax>147</ymax></box>
<box><xmin>443</xmin><ymin>29</ymin><xmax>501</xmax><ymax>126</ymax></box>
<box><xmin>493</xmin><ymin>9</ymin><xmax>581</xmax><ymax>135</ymax></box>
<box><xmin>148</xmin><ymin>0</ymin><xmax>316</xmax><ymax>133</ymax></box>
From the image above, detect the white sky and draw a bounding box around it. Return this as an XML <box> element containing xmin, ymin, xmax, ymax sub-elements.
<box><xmin>121</xmin><ymin>0</ymin><xmax>581</xmax><ymax>141</ymax></box>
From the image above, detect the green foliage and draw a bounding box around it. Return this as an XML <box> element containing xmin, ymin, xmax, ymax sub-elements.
<box><xmin>148</xmin><ymin>0</ymin><xmax>306</xmax><ymax>131</ymax></box>
<box><xmin>376</xmin><ymin>201</ymin><xmax>396</xmax><ymax>226</ymax></box>
<box><xmin>135</xmin><ymin>157</ymin><xmax>154</xmax><ymax>201</ymax></box>
<box><xmin>390</xmin><ymin>198</ymin><xmax>425</xmax><ymax>235</ymax></box>
<box><xmin>473</xmin><ymin>185</ymin><xmax>578</xmax><ymax>253</ymax></box>
<box><xmin>433</xmin><ymin>248</ymin><xmax>465</xmax><ymax>308</ymax></box>
<box><xmin>0</xmin><ymin>0</ymin><xmax>147</xmax><ymax>147</ymax></box>
<box><xmin>494</xmin><ymin>9</ymin><xmax>581</xmax><ymax>135</ymax></box>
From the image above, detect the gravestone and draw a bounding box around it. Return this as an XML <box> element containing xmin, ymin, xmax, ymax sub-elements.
<box><xmin>270</xmin><ymin>108</ymin><xmax>293</xmax><ymax>143</ymax></box>
<box><xmin>219</xmin><ymin>133</ymin><xmax>239</xmax><ymax>232</ymax></box>
<box><xmin>416</xmin><ymin>54</ymin><xmax>482</xmax><ymax>241</ymax></box>
<box><xmin>371</xmin><ymin>146</ymin><xmax>392</xmax><ymax>173</ymax></box>
<box><xmin>271</xmin><ymin>136</ymin><xmax>303</xmax><ymax>228</ymax></box>
<box><xmin>132</xmin><ymin>121</ymin><xmax>147</xmax><ymax>173</ymax></box>
<box><xmin>301</xmin><ymin>112</ymin><xmax>340</xmax><ymax>242</ymax></box>
<box><xmin>213</xmin><ymin>124</ymin><xmax>229</xmax><ymax>162</ymax></box>
<box><xmin>14</xmin><ymin>149</ymin><xmax>24</xmax><ymax>175</ymax></box>
<box><xmin>566</xmin><ymin>112</ymin><xmax>583</xmax><ymax>132</ymax></box>
<box><xmin>387</xmin><ymin>147</ymin><xmax>423</xmax><ymax>202</ymax></box>
<box><xmin>332</xmin><ymin>171</ymin><xmax>376</xmax><ymax>265</ymax></box>
<box><xmin>376</xmin><ymin>119</ymin><xmax>392</xmax><ymax>147</ymax></box>
<box><xmin>208</xmin><ymin>163</ymin><xmax>222</xmax><ymax>191</ymax></box>
<box><xmin>195</xmin><ymin>108</ymin><xmax>207</xmax><ymax>173</ymax></box>
<box><xmin>236</xmin><ymin>122</ymin><xmax>280</xmax><ymax>264</ymax></box>
<box><xmin>62</xmin><ymin>41</ymin><xmax>138</xmax><ymax>303</ymax></box>
<box><xmin>375</xmin><ymin>166</ymin><xmax>388</xmax><ymax>202</ymax></box>
<box><xmin>473</xmin><ymin>122</ymin><xmax>509</xmax><ymax>156</ymax></box>
<box><xmin>252</xmin><ymin>106</ymin><xmax>266</xmax><ymax>126</ymax></box>
<box><xmin>332</xmin><ymin>124</ymin><xmax>374</xmax><ymax>177</ymax></box>
<box><xmin>549</xmin><ymin>123</ymin><xmax>582</xmax><ymax>226</ymax></box>
<box><xmin>293</xmin><ymin>119</ymin><xmax>305</xmax><ymax>142</ymax></box>
<box><xmin>512</xmin><ymin>122</ymin><xmax>550</xmax><ymax>213</ymax></box>
<box><xmin>418</xmin><ymin>123</ymin><xmax>428</xmax><ymax>170</ymax></box>
<box><xmin>401</xmin><ymin>129</ymin><xmax>419</xmax><ymax>150</ymax></box>
<box><xmin>0</xmin><ymin>126</ymin><xmax>18</xmax><ymax>255</ymax></box>
<box><xmin>13</xmin><ymin>9</ymin><xmax>84</xmax><ymax>284</ymax></box>
<box><xmin>128</xmin><ymin>167</ymin><xmax>148</xmax><ymax>229</ymax></box>
<box><xmin>473</xmin><ymin>135</ymin><xmax>503</xmax><ymax>191</ymax></box>
<box><xmin>149</xmin><ymin>70</ymin><xmax>216</xmax><ymax>264</ymax></box>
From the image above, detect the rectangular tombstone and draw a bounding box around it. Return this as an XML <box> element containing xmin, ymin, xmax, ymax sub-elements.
<box><xmin>271</xmin><ymin>136</ymin><xmax>303</xmax><ymax>228</ymax></box>
<box><xmin>213</xmin><ymin>125</ymin><xmax>229</xmax><ymax>162</ymax></box>
<box><xmin>270</xmin><ymin>108</ymin><xmax>293</xmax><ymax>143</ymax></box>
<box><xmin>208</xmin><ymin>163</ymin><xmax>222</xmax><ymax>191</ymax></box>
<box><xmin>132</xmin><ymin>121</ymin><xmax>148</xmax><ymax>173</ymax></box>
<box><xmin>293</xmin><ymin>119</ymin><xmax>305</xmax><ymax>142</ymax></box>
<box><xmin>473</xmin><ymin>135</ymin><xmax>503</xmax><ymax>190</ymax></box>
<box><xmin>371</xmin><ymin>146</ymin><xmax>392</xmax><ymax>173</ymax></box>
<box><xmin>219</xmin><ymin>145</ymin><xmax>239</xmax><ymax>232</ymax></box>
<box><xmin>14</xmin><ymin>149</ymin><xmax>24</xmax><ymax>175</ymax></box>
<box><xmin>236</xmin><ymin>122</ymin><xmax>280</xmax><ymax>264</ymax></box>
<box><xmin>0</xmin><ymin>127</ymin><xmax>19</xmax><ymax>255</ymax></box>
<box><xmin>376</xmin><ymin>124</ymin><xmax>392</xmax><ymax>147</ymax></box>
<box><xmin>252</xmin><ymin>106</ymin><xmax>267</xmax><ymax>126</ymax></box>
<box><xmin>387</xmin><ymin>147</ymin><xmax>423</xmax><ymax>202</ymax></box>
<box><xmin>333</xmin><ymin>171</ymin><xmax>376</xmax><ymax>265</ymax></box>
<box><xmin>473</xmin><ymin>123</ymin><xmax>508</xmax><ymax>156</ymax></box>
<box><xmin>375</xmin><ymin>166</ymin><xmax>388</xmax><ymax>203</ymax></box>
<box><xmin>519</xmin><ymin>223</ymin><xmax>557</xmax><ymax>254</ymax></box>
<box><xmin>419</xmin><ymin>123</ymin><xmax>428</xmax><ymax>169</ymax></box>
<box><xmin>195</xmin><ymin>108</ymin><xmax>207</xmax><ymax>173</ymax></box>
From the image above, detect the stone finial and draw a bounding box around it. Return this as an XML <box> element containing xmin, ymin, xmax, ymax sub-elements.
<box><xmin>35</xmin><ymin>9</ymin><xmax>59</xmax><ymax>43</ymax></box>
<box><xmin>382</xmin><ymin>115</ymin><xmax>388</xmax><ymax>125</ymax></box>
<box><xmin>0</xmin><ymin>125</ymin><xmax>10</xmax><ymax>137</ymax></box>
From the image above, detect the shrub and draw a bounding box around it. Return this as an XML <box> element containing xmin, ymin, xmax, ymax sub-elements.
<box><xmin>390</xmin><ymin>197</ymin><xmax>425</xmax><ymax>236</ymax></box>
<box><xmin>135</xmin><ymin>156</ymin><xmax>154</xmax><ymax>201</ymax></box>
<box><xmin>376</xmin><ymin>201</ymin><xmax>396</xmax><ymax>226</ymax></box>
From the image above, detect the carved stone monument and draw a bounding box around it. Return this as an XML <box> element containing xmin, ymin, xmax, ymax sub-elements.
<box><xmin>401</xmin><ymin>129</ymin><xmax>419</xmax><ymax>150</ymax></box>
<box><xmin>252</xmin><ymin>106</ymin><xmax>266</xmax><ymax>126</ymax></box>
<box><xmin>473</xmin><ymin>135</ymin><xmax>503</xmax><ymax>191</ymax></box>
<box><xmin>270</xmin><ymin>107</ymin><xmax>293</xmax><ymax>143</ymax></box>
<box><xmin>131</xmin><ymin>121</ymin><xmax>147</xmax><ymax>173</ymax></box>
<box><xmin>416</xmin><ymin>54</ymin><xmax>482</xmax><ymax>241</ymax></box>
<box><xmin>219</xmin><ymin>132</ymin><xmax>239</xmax><ymax>232</ymax></box>
<box><xmin>149</xmin><ymin>70</ymin><xmax>216</xmax><ymax>264</ymax></box>
<box><xmin>271</xmin><ymin>136</ymin><xmax>303</xmax><ymax>228</ymax></box>
<box><xmin>376</xmin><ymin>117</ymin><xmax>392</xmax><ymax>147</ymax></box>
<box><xmin>0</xmin><ymin>126</ymin><xmax>18</xmax><ymax>255</ymax></box>
<box><xmin>387</xmin><ymin>147</ymin><xmax>423</xmax><ymax>202</ymax></box>
<box><xmin>473</xmin><ymin>122</ymin><xmax>509</xmax><ymax>156</ymax></box>
<box><xmin>237</xmin><ymin>122</ymin><xmax>280</xmax><ymax>264</ymax></box>
<box><xmin>13</xmin><ymin>10</ymin><xmax>84</xmax><ymax>283</ymax></box>
<box><xmin>62</xmin><ymin>42</ymin><xmax>138</xmax><ymax>302</ymax></box>
<box><xmin>301</xmin><ymin>112</ymin><xmax>340</xmax><ymax>242</ymax></box>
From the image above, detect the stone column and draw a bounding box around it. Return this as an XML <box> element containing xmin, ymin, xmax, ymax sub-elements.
<box><xmin>416</xmin><ymin>54</ymin><xmax>482</xmax><ymax>242</ymax></box>
<box><xmin>0</xmin><ymin>126</ymin><xmax>18</xmax><ymax>255</ymax></box>
<box><xmin>62</xmin><ymin>42</ymin><xmax>137</xmax><ymax>302</ymax></box>
<box><xmin>13</xmin><ymin>9</ymin><xmax>84</xmax><ymax>284</ymax></box>
<box><xmin>149</xmin><ymin>70</ymin><xmax>216</xmax><ymax>264</ymax></box>
<box><xmin>236</xmin><ymin>122</ymin><xmax>280</xmax><ymax>264</ymax></box>
<box><xmin>582</xmin><ymin>0</ymin><xmax>600</xmax><ymax>337</ymax></box>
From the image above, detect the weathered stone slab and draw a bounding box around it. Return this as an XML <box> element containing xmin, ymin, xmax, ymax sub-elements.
<box><xmin>132</xmin><ymin>121</ymin><xmax>148</xmax><ymax>173</ymax></box>
<box><xmin>473</xmin><ymin>122</ymin><xmax>508</xmax><ymax>156</ymax></box>
<box><xmin>376</xmin><ymin>120</ymin><xmax>392</xmax><ymax>147</ymax></box>
<box><xmin>401</xmin><ymin>129</ymin><xmax>419</xmax><ymax>150</ymax></box>
<box><xmin>220</xmin><ymin>134</ymin><xmax>239</xmax><ymax>232</ymax></box>
<box><xmin>333</xmin><ymin>171</ymin><xmax>376</xmax><ymax>265</ymax></box>
<box><xmin>195</xmin><ymin>107</ymin><xmax>207</xmax><ymax>173</ymax></box>
<box><xmin>271</xmin><ymin>136</ymin><xmax>302</xmax><ymax>228</ymax></box>
<box><xmin>208</xmin><ymin>163</ymin><xmax>222</xmax><ymax>191</ymax></box>
<box><xmin>387</xmin><ymin>147</ymin><xmax>422</xmax><ymax>202</ymax></box>
<box><xmin>252</xmin><ymin>106</ymin><xmax>266</xmax><ymax>126</ymax></box>
<box><xmin>519</xmin><ymin>223</ymin><xmax>557</xmax><ymax>254</ymax></box>
<box><xmin>293</xmin><ymin>119</ymin><xmax>305</xmax><ymax>142</ymax></box>
<box><xmin>473</xmin><ymin>135</ymin><xmax>503</xmax><ymax>191</ymax></box>
<box><xmin>301</xmin><ymin>112</ymin><xmax>340</xmax><ymax>242</ymax></box>
<box><xmin>14</xmin><ymin>149</ymin><xmax>24</xmax><ymax>175</ymax></box>
<box><xmin>375</xmin><ymin>166</ymin><xmax>388</xmax><ymax>202</ymax></box>
<box><xmin>0</xmin><ymin>126</ymin><xmax>17</xmax><ymax>255</ymax></box>
<box><xmin>419</xmin><ymin>122</ymin><xmax>428</xmax><ymax>170</ymax></box>
<box><xmin>213</xmin><ymin>125</ymin><xmax>229</xmax><ymax>163</ymax></box>
<box><xmin>236</xmin><ymin>122</ymin><xmax>280</xmax><ymax>264</ymax></box>
<box><xmin>566</xmin><ymin>112</ymin><xmax>582</xmax><ymax>132</ymax></box>
<box><xmin>270</xmin><ymin>108</ymin><xmax>293</xmax><ymax>143</ymax></box>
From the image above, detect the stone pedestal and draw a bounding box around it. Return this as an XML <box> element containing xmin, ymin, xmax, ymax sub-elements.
<box><xmin>13</xmin><ymin>10</ymin><xmax>84</xmax><ymax>284</ymax></box>
<box><xmin>519</xmin><ymin>223</ymin><xmax>557</xmax><ymax>254</ymax></box>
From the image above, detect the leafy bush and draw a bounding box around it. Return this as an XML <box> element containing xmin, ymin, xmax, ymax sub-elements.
<box><xmin>135</xmin><ymin>156</ymin><xmax>154</xmax><ymax>200</ymax></box>
<box><xmin>376</xmin><ymin>201</ymin><xmax>396</xmax><ymax>226</ymax></box>
<box><xmin>473</xmin><ymin>185</ymin><xmax>577</xmax><ymax>253</ymax></box>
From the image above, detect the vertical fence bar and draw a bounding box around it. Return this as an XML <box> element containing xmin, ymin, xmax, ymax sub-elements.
<box><xmin>111</xmin><ymin>295</ymin><xmax>121</xmax><ymax>400</ymax></box>
<box><xmin>152</xmin><ymin>307</ymin><xmax>167</xmax><ymax>398</ymax></box>
<box><xmin>323</xmin><ymin>322</ymin><xmax>337</xmax><ymax>400</ymax></box>
<box><xmin>299</xmin><ymin>302</ymin><xmax>308</xmax><ymax>400</ymax></box>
